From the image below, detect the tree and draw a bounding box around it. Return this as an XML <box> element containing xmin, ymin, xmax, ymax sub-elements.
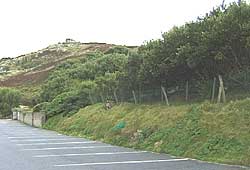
<box><xmin>0</xmin><ymin>88</ymin><xmax>21</xmax><ymax>118</ymax></box>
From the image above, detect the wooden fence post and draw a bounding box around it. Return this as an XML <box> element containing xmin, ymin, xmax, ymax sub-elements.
<box><xmin>89</xmin><ymin>92</ymin><xmax>94</xmax><ymax>104</ymax></box>
<box><xmin>211</xmin><ymin>77</ymin><xmax>216</xmax><ymax>102</ymax></box>
<box><xmin>161</xmin><ymin>86</ymin><xmax>169</xmax><ymax>106</ymax></box>
<box><xmin>161</xmin><ymin>89</ymin><xmax>164</xmax><ymax>102</ymax></box>
<box><xmin>221</xmin><ymin>81</ymin><xmax>226</xmax><ymax>103</ymax></box>
<box><xmin>139</xmin><ymin>84</ymin><xmax>142</xmax><ymax>103</ymax></box>
<box><xmin>185</xmin><ymin>80</ymin><xmax>189</xmax><ymax>101</ymax></box>
<box><xmin>132</xmin><ymin>90</ymin><xmax>137</xmax><ymax>104</ymax></box>
<box><xmin>217</xmin><ymin>75</ymin><xmax>226</xmax><ymax>103</ymax></box>
<box><xmin>113</xmin><ymin>90</ymin><xmax>118</xmax><ymax>104</ymax></box>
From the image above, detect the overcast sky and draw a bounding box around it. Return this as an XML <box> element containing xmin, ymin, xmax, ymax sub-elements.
<box><xmin>0</xmin><ymin>0</ymin><xmax>244</xmax><ymax>58</ymax></box>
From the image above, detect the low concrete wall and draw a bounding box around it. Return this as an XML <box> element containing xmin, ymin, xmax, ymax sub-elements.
<box><xmin>33</xmin><ymin>112</ymin><xmax>46</xmax><ymax>127</ymax></box>
<box><xmin>12</xmin><ymin>111</ymin><xmax>18</xmax><ymax>120</ymax></box>
<box><xmin>18</xmin><ymin>112</ymin><xmax>46</xmax><ymax>127</ymax></box>
<box><xmin>18</xmin><ymin>112</ymin><xmax>25</xmax><ymax>122</ymax></box>
<box><xmin>24</xmin><ymin>113</ymin><xmax>33</xmax><ymax>125</ymax></box>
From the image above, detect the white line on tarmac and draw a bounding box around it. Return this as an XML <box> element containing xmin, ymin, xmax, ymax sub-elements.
<box><xmin>8</xmin><ymin>130</ymin><xmax>45</xmax><ymax>132</ymax></box>
<box><xmin>8</xmin><ymin>135</ymin><xmax>63</xmax><ymax>139</ymax></box>
<box><xmin>3</xmin><ymin>125</ymin><xmax>26</xmax><ymax>127</ymax></box>
<box><xmin>54</xmin><ymin>158</ymin><xmax>189</xmax><ymax>167</ymax></box>
<box><xmin>8</xmin><ymin>133</ymin><xmax>47</xmax><ymax>136</ymax></box>
<box><xmin>6</xmin><ymin>132</ymin><xmax>37</xmax><ymax>133</ymax></box>
<box><xmin>17</xmin><ymin>141</ymin><xmax>97</xmax><ymax>146</ymax></box>
<box><xmin>11</xmin><ymin>138</ymin><xmax>78</xmax><ymax>142</ymax></box>
<box><xmin>22</xmin><ymin>146</ymin><xmax>114</xmax><ymax>151</ymax></box>
<box><xmin>34</xmin><ymin>151</ymin><xmax>148</xmax><ymax>158</ymax></box>
<box><xmin>10</xmin><ymin>132</ymin><xmax>41</xmax><ymax>133</ymax></box>
<box><xmin>12</xmin><ymin>131</ymin><xmax>44</xmax><ymax>132</ymax></box>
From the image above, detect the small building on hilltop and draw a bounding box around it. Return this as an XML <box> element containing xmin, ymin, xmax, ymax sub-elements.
<box><xmin>65</xmin><ymin>38</ymin><xmax>77</xmax><ymax>44</ymax></box>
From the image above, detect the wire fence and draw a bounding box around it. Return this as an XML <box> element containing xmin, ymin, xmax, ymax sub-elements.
<box><xmin>88</xmin><ymin>73</ymin><xmax>250</xmax><ymax>106</ymax></box>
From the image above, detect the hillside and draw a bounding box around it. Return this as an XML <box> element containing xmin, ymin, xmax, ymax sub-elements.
<box><xmin>43</xmin><ymin>100</ymin><xmax>250</xmax><ymax>166</ymax></box>
<box><xmin>0</xmin><ymin>40</ymin><xmax>115</xmax><ymax>87</ymax></box>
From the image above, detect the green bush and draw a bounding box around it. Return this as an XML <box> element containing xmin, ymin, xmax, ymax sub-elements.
<box><xmin>0</xmin><ymin>88</ymin><xmax>21</xmax><ymax>118</ymax></box>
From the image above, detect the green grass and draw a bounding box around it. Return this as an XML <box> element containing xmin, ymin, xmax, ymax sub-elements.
<box><xmin>43</xmin><ymin>99</ymin><xmax>250</xmax><ymax>166</ymax></box>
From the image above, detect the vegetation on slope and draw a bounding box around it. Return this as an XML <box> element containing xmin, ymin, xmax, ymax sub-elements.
<box><xmin>43</xmin><ymin>99</ymin><xmax>250</xmax><ymax>166</ymax></box>
<box><xmin>35</xmin><ymin>48</ymin><xmax>131</xmax><ymax>117</ymax></box>
<box><xmin>0</xmin><ymin>42</ymin><xmax>118</xmax><ymax>108</ymax></box>
<box><xmin>0</xmin><ymin>88</ymin><xmax>20</xmax><ymax>118</ymax></box>
<box><xmin>34</xmin><ymin>2</ymin><xmax>250</xmax><ymax>120</ymax></box>
<box><xmin>0</xmin><ymin>41</ymin><xmax>114</xmax><ymax>87</ymax></box>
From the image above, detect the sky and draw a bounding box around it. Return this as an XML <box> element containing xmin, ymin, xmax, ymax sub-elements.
<box><xmin>0</xmin><ymin>0</ymin><xmax>244</xmax><ymax>58</ymax></box>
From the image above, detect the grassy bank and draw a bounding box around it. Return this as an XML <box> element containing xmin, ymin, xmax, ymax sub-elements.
<box><xmin>43</xmin><ymin>99</ymin><xmax>250</xmax><ymax>166</ymax></box>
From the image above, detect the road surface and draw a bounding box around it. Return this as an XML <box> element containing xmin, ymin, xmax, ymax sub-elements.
<box><xmin>0</xmin><ymin>119</ymin><xmax>248</xmax><ymax>170</ymax></box>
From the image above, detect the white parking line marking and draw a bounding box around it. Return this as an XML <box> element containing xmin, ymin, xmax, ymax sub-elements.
<box><xmin>9</xmin><ymin>135</ymin><xmax>43</xmax><ymax>137</ymax></box>
<box><xmin>17</xmin><ymin>141</ymin><xmax>96</xmax><ymax>146</ymax></box>
<box><xmin>3</xmin><ymin>125</ymin><xmax>25</xmax><ymax>127</ymax></box>
<box><xmin>10</xmin><ymin>133</ymin><xmax>42</xmax><ymax>134</ymax></box>
<box><xmin>54</xmin><ymin>158</ymin><xmax>189</xmax><ymax>167</ymax></box>
<box><xmin>33</xmin><ymin>151</ymin><xmax>147</xmax><ymax>158</ymax></box>
<box><xmin>11</xmin><ymin>138</ymin><xmax>78</xmax><ymax>142</ymax></box>
<box><xmin>22</xmin><ymin>146</ymin><xmax>115</xmax><ymax>151</ymax></box>
<box><xmin>9</xmin><ymin>129</ymin><xmax>40</xmax><ymax>130</ymax></box>
<box><xmin>8</xmin><ymin>135</ymin><xmax>66</xmax><ymax>139</ymax></box>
